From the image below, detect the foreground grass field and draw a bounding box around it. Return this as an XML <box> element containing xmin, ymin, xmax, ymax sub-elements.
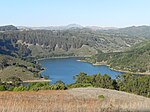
<box><xmin>0</xmin><ymin>88</ymin><xmax>149</xmax><ymax>112</ymax></box>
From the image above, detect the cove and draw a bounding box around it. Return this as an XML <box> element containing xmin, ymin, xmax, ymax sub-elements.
<box><xmin>39</xmin><ymin>58</ymin><xmax>123</xmax><ymax>84</ymax></box>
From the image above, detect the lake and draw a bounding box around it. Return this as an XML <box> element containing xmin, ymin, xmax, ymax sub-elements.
<box><xmin>39</xmin><ymin>58</ymin><xmax>123</xmax><ymax>84</ymax></box>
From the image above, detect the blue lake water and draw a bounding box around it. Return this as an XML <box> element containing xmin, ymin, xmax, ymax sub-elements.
<box><xmin>39</xmin><ymin>58</ymin><xmax>123</xmax><ymax>84</ymax></box>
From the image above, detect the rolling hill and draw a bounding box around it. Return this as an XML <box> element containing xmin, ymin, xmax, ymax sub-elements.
<box><xmin>0</xmin><ymin>54</ymin><xmax>43</xmax><ymax>81</ymax></box>
<box><xmin>0</xmin><ymin>25</ymin><xmax>147</xmax><ymax>58</ymax></box>
<box><xmin>109</xmin><ymin>25</ymin><xmax>150</xmax><ymax>39</ymax></box>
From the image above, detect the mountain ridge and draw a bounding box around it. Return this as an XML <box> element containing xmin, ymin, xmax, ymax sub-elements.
<box><xmin>0</xmin><ymin>24</ymin><xmax>149</xmax><ymax>58</ymax></box>
<box><xmin>17</xmin><ymin>24</ymin><xmax>118</xmax><ymax>30</ymax></box>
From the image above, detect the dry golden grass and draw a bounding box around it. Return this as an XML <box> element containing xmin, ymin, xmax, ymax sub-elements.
<box><xmin>0</xmin><ymin>88</ymin><xmax>150</xmax><ymax>112</ymax></box>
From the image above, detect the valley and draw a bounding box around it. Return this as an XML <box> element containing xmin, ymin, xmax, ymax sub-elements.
<box><xmin>0</xmin><ymin>25</ymin><xmax>150</xmax><ymax>112</ymax></box>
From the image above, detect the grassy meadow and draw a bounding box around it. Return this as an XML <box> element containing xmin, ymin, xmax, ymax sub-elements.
<box><xmin>0</xmin><ymin>88</ymin><xmax>149</xmax><ymax>112</ymax></box>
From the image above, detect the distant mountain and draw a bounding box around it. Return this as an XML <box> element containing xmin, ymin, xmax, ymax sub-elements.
<box><xmin>109</xmin><ymin>25</ymin><xmax>150</xmax><ymax>39</ymax></box>
<box><xmin>86</xmin><ymin>26</ymin><xmax>117</xmax><ymax>31</ymax></box>
<box><xmin>17</xmin><ymin>26</ymin><xmax>32</xmax><ymax>30</ymax></box>
<box><xmin>17</xmin><ymin>24</ymin><xmax>117</xmax><ymax>31</ymax></box>
<box><xmin>1</xmin><ymin>24</ymin><xmax>150</xmax><ymax>58</ymax></box>
<box><xmin>18</xmin><ymin>24</ymin><xmax>84</xmax><ymax>30</ymax></box>
<box><xmin>66</xmin><ymin>24</ymin><xmax>83</xmax><ymax>29</ymax></box>
<box><xmin>0</xmin><ymin>28</ymin><xmax>145</xmax><ymax>58</ymax></box>
<box><xmin>0</xmin><ymin>25</ymin><xmax>18</xmax><ymax>31</ymax></box>
<box><xmin>17</xmin><ymin>24</ymin><xmax>150</xmax><ymax>36</ymax></box>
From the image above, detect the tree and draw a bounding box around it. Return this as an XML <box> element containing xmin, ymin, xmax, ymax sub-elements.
<box><xmin>52</xmin><ymin>80</ymin><xmax>67</xmax><ymax>90</ymax></box>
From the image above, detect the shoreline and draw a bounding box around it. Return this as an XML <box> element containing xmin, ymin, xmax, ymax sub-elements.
<box><xmin>37</xmin><ymin>56</ymin><xmax>88</xmax><ymax>82</ymax></box>
<box><xmin>37</xmin><ymin>56</ymin><xmax>87</xmax><ymax>61</ymax></box>
<box><xmin>23</xmin><ymin>78</ymin><xmax>51</xmax><ymax>83</ymax></box>
<box><xmin>78</xmin><ymin>59</ymin><xmax>150</xmax><ymax>75</ymax></box>
<box><xmin>109</xmin><ymin>68</ymin><xmax>150</xmax><ymax>75</ymax></box>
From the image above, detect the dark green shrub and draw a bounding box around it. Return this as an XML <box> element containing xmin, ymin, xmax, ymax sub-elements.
<box><xmin>51</xmin><ymin>80</ymin><xmax>67</xmax><ymax>90</ymax></box>
<box><xmin>98</xmin><ymin>95</ymin><xmax>105</xmax><ymax>100</ymax></box>
<box><xmin>29</xmin><ymin>82</ymin><xmax>50</xmax><ymax>91</ymax></box>
<box><xmin>0</xmin><ymin>85</ymin><xmax>6</xmax><ymax>91</ymax></box>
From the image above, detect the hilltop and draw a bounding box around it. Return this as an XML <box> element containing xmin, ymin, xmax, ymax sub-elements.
<box><xmin>0</xmin><ymin>25</ymin><xmax>18</xmax><ymax>31</ymax></box>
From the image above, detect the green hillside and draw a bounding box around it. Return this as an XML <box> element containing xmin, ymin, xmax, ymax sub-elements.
<box><xmin>85</xmin><ymin>41</ymin><xmax>150</xmax><ymax>73</ymax></box>
<box><xmin>0</xmin><ymin>54</ymin><xmax>43</xmax><ymax>81</ymax></box>
<box><xmin>0</xmin><ymin>25</ymin><xmax>146</xmax><ymax>57</ymax></box>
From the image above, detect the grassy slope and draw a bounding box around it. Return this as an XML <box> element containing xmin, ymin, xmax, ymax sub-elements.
<box><xmin>0</xmin><ymin>88</ymin><xmax>149</xmax><ymax>112</ymax></box>
<box><xmin>0</xmin><ymin>55</ymin><xmax>40</xmax><ymax>81</ymax></box>
<box><xmin>0</xmin><ymin>66</ymin><xmax>39</xmax><ymax>81</ymax></box>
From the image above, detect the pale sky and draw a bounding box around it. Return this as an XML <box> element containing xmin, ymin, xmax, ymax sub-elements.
<box><xmin>0</xmin><ymin>0</ymin><xmax>150</xmax><ymax>27</ymax></box>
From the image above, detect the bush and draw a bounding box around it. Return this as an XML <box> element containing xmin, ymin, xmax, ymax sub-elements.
<box><xmin>0</xmin><ymin>85</ymin><xmax>6</xmax><ymax>91</ymax></box>
<box><xmin>68</xmin><ymin>83</ymin><xmax>93</xmax><ymax>88</ymax></box>
<box><xmin>29</xmin><ymin>82</ymin><xmax>50</xmax><ymax>91</ymax></box>
<box><xmin>7</xmin><ymin>86</ymin><xmax>15</xmax><ymax>91</ymax></box>
<box><xmin>51</xmin><ymin>80</ymin><xmax>67</xmax><ymax>90</ymax></box>
<box><xmin>98</xmin><ymin>95</ymin><xmax>105</xmax><ymax>100</ymax></box>
<box><xmin>13</xmin><ymin>86</ymin><xmax>27</xmax><ymax>91</ymax></box>
<box><xmin>147</xmin><ymin>92</ymin><xmax>150</xmax><ymax>98</ymax></box>
<box><xmin>51</xmin><ymin>84</ymin><xmax>67</xmax><ymax>90</ymax></box>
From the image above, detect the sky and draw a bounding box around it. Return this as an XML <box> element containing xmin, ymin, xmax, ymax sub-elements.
<box><xmin>0</xmin><ymin>0</ymin><xmax>150</xmax><ymax>27</ymax></box>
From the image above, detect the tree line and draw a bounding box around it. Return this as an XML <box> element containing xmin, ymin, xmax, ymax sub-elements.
<box><xmin>0</xmin><ymin>72</ymin><xmax>149</xmax><ymax>98</ymax></box>
<box><xmin>69</xmin><ymin>72</ymin><xmax>150</xmax><ymax>98</ymax></box>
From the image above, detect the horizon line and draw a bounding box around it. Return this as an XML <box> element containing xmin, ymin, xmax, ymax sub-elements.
<box><xmin>0</xmin><ymin>23</ymin><xmax>150</xmax><ymax>28</ymax></box>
